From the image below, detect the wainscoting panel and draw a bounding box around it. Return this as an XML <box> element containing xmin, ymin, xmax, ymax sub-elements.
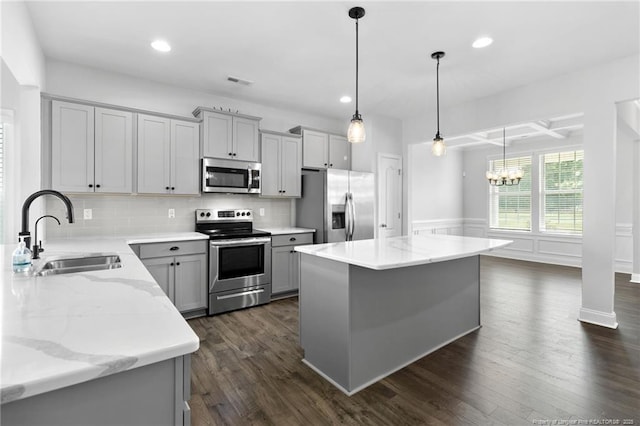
<box><xmin>414</xmin><ymin>218</ymin><xmax>634</xmax><ymax>274</ymax></box>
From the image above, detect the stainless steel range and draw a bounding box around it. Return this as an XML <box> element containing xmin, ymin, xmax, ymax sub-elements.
<box><xmin>196</xmin><ymin>209</ymin><xmax>271</xmax><ymax>315</ymax></box>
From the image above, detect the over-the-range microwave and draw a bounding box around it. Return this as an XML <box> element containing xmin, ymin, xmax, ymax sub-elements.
<box><xmin>201</xmin><ymin>158</ymin><xmax>261</xmax><ymax>194</ymax></box>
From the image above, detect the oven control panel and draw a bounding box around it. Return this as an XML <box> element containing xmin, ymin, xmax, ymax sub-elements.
<box><xmin>196</xmin><ymin>209</ymin><xmax>253</xmax><ymax>222</ymax></box>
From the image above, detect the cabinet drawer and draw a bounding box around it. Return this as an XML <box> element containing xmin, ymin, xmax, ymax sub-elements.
<box><xmin>138</xmin><ymin>240</ymin><xmax>207</xmax><ymax>259</ymax></box>
<box><xmin>271</xmin><ymin>233</ymin><xmax>313</xmax><ymax>247</ymax></box>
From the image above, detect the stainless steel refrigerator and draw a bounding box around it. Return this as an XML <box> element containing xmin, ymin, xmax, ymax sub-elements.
<box><xmin>296</xmin><ymin>169</ymin><xmax>375</xmax><ymax>244</ymax></box>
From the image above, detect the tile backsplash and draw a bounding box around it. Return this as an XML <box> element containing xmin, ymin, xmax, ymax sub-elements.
<box><xmin>45</xmin><ymin>193</ymin><xmax>294</xmax><ymax>239</ymax></box>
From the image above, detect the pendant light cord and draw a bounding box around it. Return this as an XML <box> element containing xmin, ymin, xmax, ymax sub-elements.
<box><xmin>436</xmin><ymin>57</ymin><xmax>440</xmax><ymax>136</ymax></box>
<box><xmin>503</xmin><ymin>128</ymin><xmax>506</xmax><ymax>165</ymax></box>
<box><xmin>355</xmin><ymin>18</ymin><xmax>359</xmax><ymax>117</ymax></box>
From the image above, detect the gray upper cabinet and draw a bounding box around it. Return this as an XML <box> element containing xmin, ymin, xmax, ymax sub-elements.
<box><xmin>52</xmin><ymin>100</ymin><xmax>133</xmax><ymax>193</ymax></box>
<box><xmin>290</xmin><ymin>126</ymin><xmax>351</xmax><ymax>170</ymax></box>
<box><xmin>260</xmin><ymin>131</ymin><xmax>302</xmax><ymax>198</ymax></box>
<box><xmin>193</xmin><ymin>107</ymin><xmax>261</xmax><ymax>162</ymax></box>
<box><xmin>137</xmin><ymin>114</ymin><xmax>199</xmax><ymax>195</ymax></box>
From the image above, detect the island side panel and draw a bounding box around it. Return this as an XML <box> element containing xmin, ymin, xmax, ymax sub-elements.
<box><xmin>348</xmin><ymin>255</ymin><xmax>480</xmax><ymax>392</ymax></box>
<box><xmin>299</xmin><ymin>253</ymin><xmax>351</xmax><ymax>391</ymax></box>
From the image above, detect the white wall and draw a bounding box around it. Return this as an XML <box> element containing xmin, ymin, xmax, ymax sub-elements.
<box><xmin>45</xmin><ymin>60</ymin><xmax>343</xmax><ymax>134</ymax></box>
<box><xmin>403</xmin><ymin>53</ymin><xmax>639</xmax><ymax>329</ymax></box>
<box><xmin>0</xmin><ymin>2</ymin><xmax>46</xmax><ymax>242</ymax></box>
<box><xmin>351</xmin><ymin>114</ymin><xmax>403</xmax><ymax>173</ymax></box>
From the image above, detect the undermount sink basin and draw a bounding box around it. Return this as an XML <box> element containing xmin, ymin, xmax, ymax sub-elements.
<box><xmin>35</xmin><ymin>253</ymin><xmax>122</xmax><ymax>276</ymax></box>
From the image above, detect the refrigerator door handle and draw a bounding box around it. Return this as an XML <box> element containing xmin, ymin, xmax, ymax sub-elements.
<box><xmin>344</xmin><ymin>193</ymin><xmax>351</xmax><ymax>241</ymax></box>
<box><xmin>349</xmin><ymin>192</ymin><xmax>356</xmax><ymax>240</ymax></box>
<box><xmin>346</xmin><ymin>192</ymin><xmax>355</xmax><ymax>241</ymax></box>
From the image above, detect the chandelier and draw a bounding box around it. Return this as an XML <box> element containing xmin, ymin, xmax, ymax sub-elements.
<box><xmin>486</xmin><ymin>128</ymin><xmax>524</xmax><ymax>186</ymax></box>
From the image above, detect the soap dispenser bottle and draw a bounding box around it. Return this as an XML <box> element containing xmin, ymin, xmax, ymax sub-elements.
<box><xmin>12</xmin><ymin>241</ymin><xmax>32</xmax><ymax>273</ymax></box>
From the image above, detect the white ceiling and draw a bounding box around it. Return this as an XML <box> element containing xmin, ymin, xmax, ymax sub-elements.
<box><xmin>25</xmin><ymin>1</ymin><xmax>640</xmax><ymax>128</ymax></box>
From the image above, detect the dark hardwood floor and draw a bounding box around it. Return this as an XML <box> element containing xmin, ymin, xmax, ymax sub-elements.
<box><xmin>187</xmin><ymin>257</ymin><xmax>640</xmax><ymax>425</ymax></box>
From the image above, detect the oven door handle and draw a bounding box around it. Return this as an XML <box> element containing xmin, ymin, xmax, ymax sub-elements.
<box><xmin>210</xmin><ymin>237</ymin><xmax>271</xmax><ymax>247</ymax></box>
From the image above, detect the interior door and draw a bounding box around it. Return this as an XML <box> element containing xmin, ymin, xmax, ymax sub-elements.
<box><xmin>377</xmin><ymin>153</ymin><xmax>402</xmax><ymax>238</ymax></box>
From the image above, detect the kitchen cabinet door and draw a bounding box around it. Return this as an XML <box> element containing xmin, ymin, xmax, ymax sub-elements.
<box><xmin>260</xmin><ymin>132</ymin><xmax>281</xmax><ymax>197</ymax></box>
<box><xmin>329</xmin><ymin>134</ymin><xmax>350</xmax><ymax>170</ymax></box>
<box><xmin>280</xmin><ymin>135</ymin><xmax>302</xmax><ymax>197</ymax></box>
<box><xmin>201</xmin><ymin>111</ymin><xmax>233</xmax><ymax>159</ymax></box>
<box><xmin>272</xmin><ymin>246</ymin><xmax>295</xmax><ymax>294</ymax></box>
<box><xmin>233</xmin><ymin>116</ymin><xmax>260</xmax><ymax>162</ymax></box>
<box><xmin>51</xmin><ymin>101</ymin><xmax>95</xmax><ymax>192</ymax></box>
<box><xmin>174</xmin><ymin>254</ymin><xmax>208</xmax><ymax>313</ymax></box>
<box><xmin>137</xmin><ymin>114</ymin><xmax>171</xmax><ymax>194</ymax></box>
<box><xmin>302</xmin><ymin>129</ymin><xmax>329</xmax><ymax>169</ymax></box>
<box><xmin>94</xmin><ymin>108</ymin><xmax>133</xmax><ymax>193</ymax></box>
<box><xmin>170</xmin><ymin>120</ymin><xmax>200</xmax><ymax>195</ymax></box>
<box><xmin>142</xmin><ymin>257</ymin><xmax>174</xmax><ymax>302</ymax></box>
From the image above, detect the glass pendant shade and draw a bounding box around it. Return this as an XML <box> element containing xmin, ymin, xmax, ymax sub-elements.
<box><xmin>348</xmin><ymin>115</ymin><xmax>366</xmax><ymax>144</ymax></box>
<box><xmin>432</xmin><ymin>135</ymin><xmax>446</xmax><ymax>156</ymax></box>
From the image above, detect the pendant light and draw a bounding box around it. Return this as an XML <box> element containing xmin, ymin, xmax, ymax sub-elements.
<box><xmin>485</xmin><ymin>128</ymin><xmax>524</xmax><ymax>186</ymax></box>
<box><xmin>431</xmin><ymin>51</ymin><xmax>446</xmax><ymax>156</ymax></box>
<box><xmin>347</xmin><ymin>6</ymin><xmax>366</xmax><ymax>144</ymax></box>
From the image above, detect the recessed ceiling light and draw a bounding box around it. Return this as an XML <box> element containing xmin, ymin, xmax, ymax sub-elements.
<box><xmin>340</xmin><ymin>96</ymin><xmax>352</xmax><ymax>103</ymax></box>
<box><xmin>151</xmin><ymin>40</ymin><xmax>171</xmax><ymax>52</ymax></box>
<box><xmin>472</xmin><ymin>37</ymin><xmax>493</xmax><ymax>49</ymax></box>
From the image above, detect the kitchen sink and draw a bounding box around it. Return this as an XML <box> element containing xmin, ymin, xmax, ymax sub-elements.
<box><xmin>35</xmin><ymin>253</ymin><xmax>122</xmax><ymax>276</ymax></box>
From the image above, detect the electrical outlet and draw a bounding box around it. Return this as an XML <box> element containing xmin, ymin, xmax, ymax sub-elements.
<box><xmin>83</xmin><ymin>209</ymin><xmax>92</xmax><ymax>220</ymax></box>
<box><xmin>259</xmin><ymin>208</ymin><xmax>265</xmax><ymax>217</ymax></box>
<box><xmin>168</xmin><ymin>208</ymin><xmax>175</xmax><ymax>218</ymax></box>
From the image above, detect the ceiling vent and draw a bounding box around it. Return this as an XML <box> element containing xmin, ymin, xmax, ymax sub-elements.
<box><xmin>227</xmin><ymin>75</ymin><xmax>254</xmax><ymax>86</ymax></box>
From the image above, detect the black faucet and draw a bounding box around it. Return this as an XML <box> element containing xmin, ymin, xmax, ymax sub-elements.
<box><xmin>19</xmin><ymin>190</ymin><xmax>75</xmax><ymax>252</ymax></box>
<box><xmin>32</xmin><ymin>215</ymin><xmax>61</xmax><ymax>259</ymax></box>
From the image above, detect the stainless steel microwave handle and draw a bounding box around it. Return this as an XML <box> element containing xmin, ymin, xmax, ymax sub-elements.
<box><xmin>209</xmin><ymin>237</ymin><xmax>271</xmax><ymax>247</ymax></box>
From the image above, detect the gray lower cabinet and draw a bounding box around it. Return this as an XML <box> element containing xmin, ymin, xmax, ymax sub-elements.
<box><xmin>132</xmin><ymin>240</ymin><xmax>208</xmax><ymax>318</ymax></box>
<box><xmin>1</xmin><ymin>355</ymin><xmax>192</xmax><ymax>426</ymax></box>
<box><xmin>271</xmin><ymin>232</ymin><xmax>313</xmax><ymax>297</ymax></box>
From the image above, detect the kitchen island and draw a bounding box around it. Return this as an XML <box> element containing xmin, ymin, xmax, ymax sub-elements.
<box><xmin>1</xmin><ymin>233</ymin><xmax>206</xmax><ymax>426</ymax></box>
<box><xmin>294</xmin><ymin>234</ymin><xmax>511</xmax><ymax>395</ymax></box>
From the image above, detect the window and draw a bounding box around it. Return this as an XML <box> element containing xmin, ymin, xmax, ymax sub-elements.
<box><xmin>488</xmin><ymin>155</ymin><xmax>532</xmax><ymax>231</ymax></box>
<box><xmin>541</xmin><ymin>150</ymin><xmax>583</xmax><ymax>233</ymax></box>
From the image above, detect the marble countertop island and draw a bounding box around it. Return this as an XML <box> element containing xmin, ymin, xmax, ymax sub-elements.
<box><xmin>1</xmin><ymin>232</ymin><xmax>207</xmax><ymax>404</ymax></box>
<box><xmin>294</xmin><ymin>233</ymin><xmax>512</xmax><ymax>270</ymax></box>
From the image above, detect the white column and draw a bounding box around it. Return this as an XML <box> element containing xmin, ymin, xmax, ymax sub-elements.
<box><xmin>632</xmin><ymin>139</ymin><xmax>640</xmax><ymax>283</ymax></box>
<box><xmin>578</xmin><ymin>102</ymin><xmax>618</xmax><ymax>329</ymax></box>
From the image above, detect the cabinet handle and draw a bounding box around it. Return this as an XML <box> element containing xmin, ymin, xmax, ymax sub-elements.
<box><xmin>290</xmin><ymin>250</ymin><xmax>295</xmax><ymax>253</ymax></box>
<box><xmin>324</xmin><ymin>163</ymin><xmax>328</xmax><ymax>166</ymax></box>
<box><xmin>289</xmin><ymin>237</ymin><xmax>296</xmax><ymax>242</ymax></box>
<box><xmin>171</xmin><ymin>186</ymin><xmax>175</xmax><ymax>190</ymax></box>
<box><xmin>329</xmin><ymin>164</ymin><xmax>333</xmax><ymax>167</ymax></box>
<box><xmin>228</xmin><ymin>152</ymin><xmax>233</xmax><ymax>156</ymax></box>
<box><xmin>96</xmin><ymin>184</ymin><xmax>101</xmax><ymax>188</ymax></box>
<box><xmin>166</xmin><ymin>186</ymin><xmax>170</xmax><ymax>190</ymax></box>
<box><xmin>170</xmin><ymin>262</ymin><xmax>175</xmax><ymax>266</ymax></box>
<box><xmin>170</xmin><ymin>246</ymin><xmax>180</xmax><ymax>251</ymax></box>
<box><xmin>88</xmin><ymin>184</ymin><xmax>93</xmax><ymax>188</ymax></box>
<box><xmin>176</xmin><ymin>262</ymin><xmax>180</xmax><ymax>266</ymax></box>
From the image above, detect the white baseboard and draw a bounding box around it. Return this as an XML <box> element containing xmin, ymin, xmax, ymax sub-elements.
<box><xmin>578</xmin><ymin>307</ymin><xmax>618</xmax><ymax>329</ymax></box>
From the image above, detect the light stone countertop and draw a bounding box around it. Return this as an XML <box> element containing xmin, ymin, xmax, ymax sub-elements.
<box><xmin>294</xmin><ymin>234</ymin><xmax>512</xmax><ymax>270</ymax></box>
<box><xmin>257</xmin><ymin>227</ymin><xmax>315</xmax><ymax>235</ymax></box>
<box><xmin>1</xmin><ymin>233</ymin><xmax>207</xmax><ymax>404</ymax></box>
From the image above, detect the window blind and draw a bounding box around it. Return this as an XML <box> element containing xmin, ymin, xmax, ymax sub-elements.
<box><xmin>488</xmin><ymin>155</ymin><xmax>532</xmax><ymax>231</ymax></box>
<box><xmin>541</xmin><ymin>150</ymin><xmax>583</xmax><ymax>233</ymax></box>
